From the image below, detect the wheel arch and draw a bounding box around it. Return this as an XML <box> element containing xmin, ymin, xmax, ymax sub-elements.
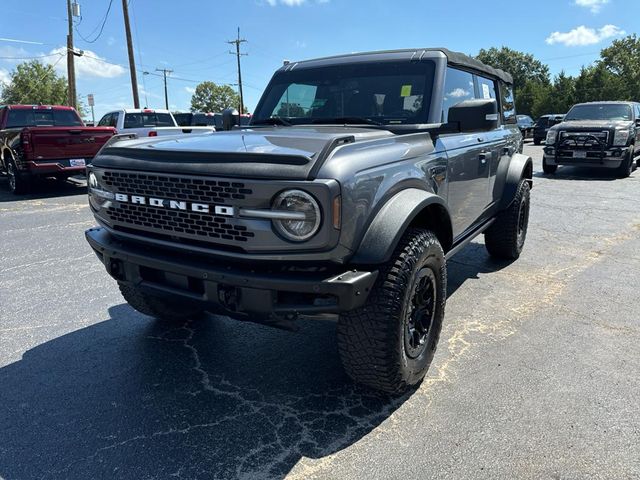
<box><xmin>498</xmin><ymin>153</ymin><xmax>533</xmax><ymax>210</ymax></box>
<box><xmin>350</xmin><ymin>188</ymin><xmax>453</xmax><ymax>265</ymax></box>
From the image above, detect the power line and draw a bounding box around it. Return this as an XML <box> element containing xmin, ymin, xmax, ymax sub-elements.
<box><xmin>227</xmin><ymin>27</ymin><xmax>247</xmax><ymax>114</ymax></box>
<box><xmin>74</xmin><ymin>0</ymin><xmax>114</xmax><ymax>44</ymax></box>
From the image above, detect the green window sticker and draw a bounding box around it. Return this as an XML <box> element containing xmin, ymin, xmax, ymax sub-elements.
<box><xmin>400</xmin><ymin>85</ymin><xmax>412</xmax><ymax>97</ymax></box>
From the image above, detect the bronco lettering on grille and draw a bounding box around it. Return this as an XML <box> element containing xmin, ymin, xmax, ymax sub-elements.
<box><xmin>114</xmin><ymin>193</ymin><xmax>235</xmax><ymax>216</ymax></box>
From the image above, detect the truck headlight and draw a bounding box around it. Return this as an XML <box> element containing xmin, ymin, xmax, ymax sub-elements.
<box><xmin>88</xmin><ymin>172</ymin><xmax>99</xmax><ymax>190</ymax></box>
<box><xmin>613</xmin><ymin>129</ymin><xmax>631</xmax><ymax>147</ymax></box>
<box><xmin>546</xmin><ymin>130</ymin><xmax>557</xmax><ymax>145</ymax></box>
<box><xmin>272</xmin><ymin>190</ymin><xmax>321</xmax><ymax>241</ymax></box>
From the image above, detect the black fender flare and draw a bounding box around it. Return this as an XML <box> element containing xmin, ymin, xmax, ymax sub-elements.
<box><xmin>350</xmin><ymin>188</ymin><xmax>452</xmax><ymax>265</ymax></box>
<box><xmin>498</xmin><ymin>153</ymin><xmax>533</xmax><ymax>210</ymax></box>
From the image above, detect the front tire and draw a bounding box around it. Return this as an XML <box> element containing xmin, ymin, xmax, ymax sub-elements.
<box><xmin>616</xmin><ymin>150</ymin><xmax>633</xmax><ymax>178</ymax></box>
<box><xmin>337</xmin><ymin>228</ymin><xmax>446</xmax><ymax>394</ymax></box>
<box><xmin>542</xmin><ymin>157</ymin><xmax>557</xmax><ymax>175</ymax></box>
<box><xmin>485</xmin><ymin>179</ymin><xmax>531</xmax><ymax>260</ymax></box>
<box><xmin>118</xmin><ymin>283</ymin><xmax>206</xmax><ymax>323</ymax></box>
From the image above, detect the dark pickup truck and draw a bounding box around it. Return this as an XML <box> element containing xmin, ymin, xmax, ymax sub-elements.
<box><xmin>543</xmin><ymin>101</ymin><xmax>640</xmax><ymax>177</ymax></box>
<box><xmin>0</xmin><ymin>105</ymin><xmax>116</xmax><ymax>194</ymax></box>
<box><xmin>86</xmin><ymin>48</ymin><xmax>532</xmax><ymax>393</ymax></box>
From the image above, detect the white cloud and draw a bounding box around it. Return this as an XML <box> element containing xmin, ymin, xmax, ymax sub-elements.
<box><xmin>447</xmin><ymin>88</ymin><xmax>470</xmax><ymax>98</ymax></box>
<box><xmin>546</xmin><ymin>24</ymin><xmax>625</xmax><ymax>46</ymax></box>
<box><xmin>107</xmin><ymin>36</ymin><xmax>116</xmax><ymax>46</ymax></box>
<box><xmin>0</xmin><ymin>68</ymin><xmax>10</xmax><ymax>85</ymax></box>
<box><xmin>575</xmin><ymin>0</ymin><xmax>609</xmax><ymax>13</ymax></box>
<box><xmin>184</xmin><ymin>86</ymin><xmax>196</xmax><ymax>94</ymax></box>
<box><xmin>47</xmin><ymin>47</ymin><xmax>126</xmax><ymax>78</ymax></box>
<box><xmin>295</xmin><ymin>40</ymin><xmax>307</xmax><ymax>48</ymax></box>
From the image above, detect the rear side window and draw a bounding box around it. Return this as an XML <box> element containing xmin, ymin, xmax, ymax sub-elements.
<box><xmin>635</xmin><ymin>104</ymin><xmax>640</xmax><ymax>119</ymax></box>
<box><xmin>6</xmin><ymin>109</ymin><xmax>83</xmax><ymax>128</ymax></box>
<box><xmin>173</xmin><ymin>113</ymin><xmax>191</xmax><ymax>126</ymax></box>
<box><xmin>123</xmin><ymin>112</ymin><xmax>175</xmax><ymax>128</ymax></box>
<box><xmin>441</xmin><ymin>68</ymin><xmax>475</xmax><ymax>122</ymax></box>
<box><xmin>500</xmin><ymin>82</ymin><xmax>516</xmax><ymax>124</ymax></box>
<box><xmin>476</xmin><ymin>75</ymin><xmax>497</xmax><ymax>101</ymax></box>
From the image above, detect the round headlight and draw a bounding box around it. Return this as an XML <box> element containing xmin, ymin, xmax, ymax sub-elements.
<box><xmin>272</xmin><ymin>190</ymin><xmax>321</xmax><ymax>241</ymax></box>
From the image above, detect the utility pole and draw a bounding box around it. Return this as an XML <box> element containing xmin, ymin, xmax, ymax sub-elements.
<box><xmin>156</xmin><ymin>68</ymin><xmax>173</xmax><ymax>110</ymax></box>
<box><xmin>122</xmin><ymin>0</ymin><xmax>139</xmax><ymax>108</ymax></box>
<box><xmin>66</xmin><ymin>0</ymin><xmax>77</xmax><ymax>109</ymax></box>
<box><xmin>227</xmin><ymin>28</ymin><xmax>247</xmax><ymax>115</ymax></box>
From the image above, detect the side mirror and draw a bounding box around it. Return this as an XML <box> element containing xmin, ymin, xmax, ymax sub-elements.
<box><xmin>222</xmin><ymin>108</ymin><xmax>239</xmax><ymax>131</ymax></box>
<box><xmin>448</xmin><ymin>99</ymin><xmax>499</xmax><ymax>133</ymax></box>
<box><xmin>635</xmin><ymin>118</ymin><xmax>640</xmax><ymax>127</ymax></box>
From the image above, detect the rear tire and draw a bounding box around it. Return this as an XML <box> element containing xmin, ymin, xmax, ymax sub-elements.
<box><xmin>6</xmin><ymin>160</ymin><xmax>31</xmax><ymax>194</ymax></box>
<box><xmin>485</xmin><ymin>179</ymin><xmax>531</xmax><ymax>260</ymax></box>
<box><xmin>118</xmin><ymin>283</ymin><xmax>205</xmax><ymax>323</ymax></box>
<box><xmin>542</xmin><ymin>157</ymin><xmax>557</xmax><ymax>175</ymax></box>
<box><xmin>337</xmin><ymin>228</ymin><xmax>446</xmax><ymax>394</ymax></box>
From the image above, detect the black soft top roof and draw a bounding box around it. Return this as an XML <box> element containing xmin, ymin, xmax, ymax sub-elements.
<box><xmin>281</xmin><ymin>48</ymin><xmax>513</xmax><ymax>85</ymax></box>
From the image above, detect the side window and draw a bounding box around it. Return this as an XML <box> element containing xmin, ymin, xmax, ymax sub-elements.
<box><xmin>500</xmin><ymin>82</ymin><xmax>517</xmax><ymax>124</ymax></box>
<box><xmin>97</xmin><ymin>113</ymin><xmax>111</xmax><ymax>127</ymax></box>
<box><xmin>441</xmin><ymin>68</ymin><xmax>475</xmax><ymax>122</ymax></box>
<box><xmin>635</xmin><ymin>104</ymin><xmax>640</xmax><ymax>120</ymax></box>
<box><xmin>476</xmin><ymin>75</ymin><xmax>497</xmax><ymax>101</ymax></box>
<box><xmin>109</xmin><ymin>113</ymin><xmax>118</xmax><ymax>128</ymax></box>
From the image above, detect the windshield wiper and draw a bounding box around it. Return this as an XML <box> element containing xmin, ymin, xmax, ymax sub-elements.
<box><xmin>251</xmin><ymin>117</ymin><xmax>292</xmax><ymax>126</ymax></box>
<box><xmin>310</xmin><ymin>117</ymin><xmax>383</xmax><ymax>126</ymax></box>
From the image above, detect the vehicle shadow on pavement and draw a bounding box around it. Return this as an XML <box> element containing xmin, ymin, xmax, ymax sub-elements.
<box><xmin>0</xmin><ymin>247</ymin><xmax>501</xmax><ymax>480</ymax></box>
<box><xmin>0</xmin><ymin>177</ymin><xmax>86</xmax><ymax>202</ymax></box>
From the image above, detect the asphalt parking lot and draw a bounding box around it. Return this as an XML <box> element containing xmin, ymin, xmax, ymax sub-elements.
<box><xmin>1</xmin><ymin>143</ymin><xmax>639</xmax><ymax>480</ymax></box>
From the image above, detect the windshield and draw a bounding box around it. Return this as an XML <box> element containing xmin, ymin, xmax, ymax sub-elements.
<box><xmin>252</xmin><ymin>60</ymin><xmax>435</xmax><ymax>126</ymax></box>
<box><xmin>565</xmin><ymin>104</ymin><xmax>632</xmax><ymax>122</ymax></box>
<box><xmin>6</xmin><ymin>109</ymin><xmax>83</xmax><ymax>128</ymax></box>
<box><xmin>123</xmin><ymin>112</ymin><xmax>175</xmax><ymax>128</ymax></box>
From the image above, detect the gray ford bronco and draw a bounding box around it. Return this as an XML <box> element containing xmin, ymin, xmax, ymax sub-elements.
<box><xmin>86</xmin><ymin>48</ymin><xmax>532</xmax><ymax>393</ymax></box>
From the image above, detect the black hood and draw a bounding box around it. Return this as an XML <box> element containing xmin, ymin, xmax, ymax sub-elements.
<box><xmin>551</xmin><ymin>120</ymin><xmax>633</xmax><ymax>131</ymax></box>
<box><xmin>92</xmin><ymin>127</ymin><xmax>392</xmax><ymax>180</ymax></box>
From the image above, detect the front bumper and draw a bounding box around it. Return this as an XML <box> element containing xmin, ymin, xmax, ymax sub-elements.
<box><xmin>86</xmin><ymin>227</ymin><xmax>377</xmax><ymax>319</ymax></box>
<box><xmin>24</xmin><ymin>160</ymin><xmax>88</xmax><ymax>176</ymax></box>
<box><xmin>543</xmin><ymin>145</ymin><xmax>628</xmax><ymax>169</ymax></box>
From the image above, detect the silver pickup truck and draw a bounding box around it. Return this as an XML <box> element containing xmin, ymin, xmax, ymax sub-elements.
<box><xmin>97</xmin><ymin>108</ymin><xmax>214</xmax><ymax>138</ymax></box>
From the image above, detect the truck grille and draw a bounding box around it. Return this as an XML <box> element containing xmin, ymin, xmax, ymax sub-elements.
<box><xmin>102</xmin><ymin>171</ymin><xmax>253</xmax><ymax>203</ymax></box>
<box><xmin>559</xmin><ymin>131</ymin><xmax>609</xmax><ymax>149</ymax></box>
<box><xmin>99</xmin><ymin>170</ymin><xmax>262</xmax><ymax>249</ymax></box>
<box><xmin>106</xmin><ymin>204</ymin><xmax>255</xmax><ymax>242</ymax></box>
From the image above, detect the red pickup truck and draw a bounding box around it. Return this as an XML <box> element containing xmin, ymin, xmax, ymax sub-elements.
<box><xmin>0</xmin><ymin>105</ymin><xmax>116</xmax><ymax>194</ymax></box>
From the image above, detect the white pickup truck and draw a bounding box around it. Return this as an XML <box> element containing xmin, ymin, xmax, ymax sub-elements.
<box><xmin>96</xmin><ymin>108</ymin><xmax>215</xmax><ymax>137</ymax></box>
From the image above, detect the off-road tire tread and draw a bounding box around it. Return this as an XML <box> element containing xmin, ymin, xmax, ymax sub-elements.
<box><xmin>616</xmin><ymin>151</ymin><xmax>633</xmax><ymax>178</ymax></box>
<box><xmin>118</xmin><ymin>283</ymin><xmax>204</xmax><ymax>322</ymax></box>
<box><xmin>485</xmin><ymin>179</ymin><xmax>530</xmax><ymax>260</ymax></box>
<box><xmin>337</xmin><ymin>228</ymin><xmax>446</xmax><ymax>394</ymax></box>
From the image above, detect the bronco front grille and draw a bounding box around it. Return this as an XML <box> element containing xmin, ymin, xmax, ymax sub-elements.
<box><xmin>102</xmin><ymin>171</ymin><xmax>253</xmax><ymax>203</ymax></box>
<box><xmin>106</xmin><ymin>204</ymin><xmax>255</xmax><ymax>242</ymax></box>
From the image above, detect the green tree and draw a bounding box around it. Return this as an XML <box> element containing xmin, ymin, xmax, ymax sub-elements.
<box><xmin>550</xmin><ymin>71</ymin><xmax>576</xmax><ymax>114</ymax></box>
<box><xmin>190</xmin><ymin>81</ymin><xmax>242</xmax><ymax>113</ymax></box>
<box><xmin>0</xmin><ymin>60</ymin><xmax>68</xmax><ymax>105</ymax></box>
<box><xmin>600</xmin><ymin>34</ymin><xmax>640</xmax><ymax>101</ymax></box>
<box><xmin>573</xmin><ymin>63</ymin><xmax>624</xmax><ymax>103</ymax></box>
<box><xmin>476</xmin><ymin>46</ymin><xmax>550</xmax><ymax>90</ymax></box>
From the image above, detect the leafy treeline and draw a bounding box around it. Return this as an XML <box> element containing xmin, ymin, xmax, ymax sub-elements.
<box><xmin>477</xmin><ymin>34</ymin><xmax>640</xmax><ymax>118</ymax></box>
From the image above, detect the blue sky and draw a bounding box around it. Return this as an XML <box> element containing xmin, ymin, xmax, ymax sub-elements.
<box><xmin>1</xmin><ymin>0</ymin><xmax>637</xmax><ymax>121</ymax></box>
